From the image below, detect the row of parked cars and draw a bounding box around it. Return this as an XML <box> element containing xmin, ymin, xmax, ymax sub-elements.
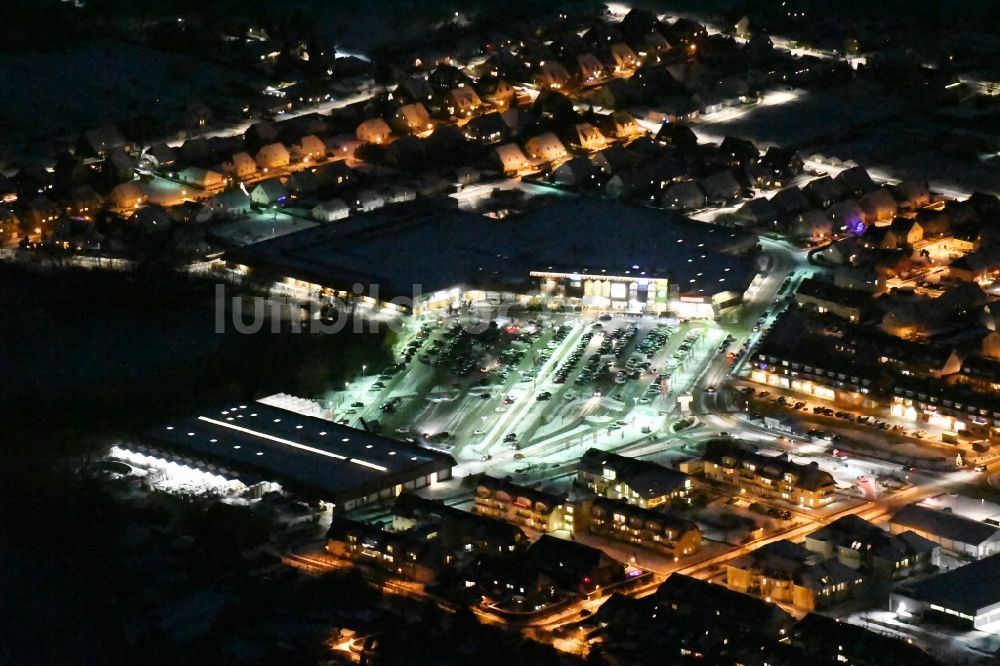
<box><xmin>554</xmin><ymin>329</ymin><xmax>595</xmax><ymax>384</ymax></box>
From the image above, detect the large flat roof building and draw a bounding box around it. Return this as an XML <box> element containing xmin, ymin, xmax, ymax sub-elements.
<box><xmin>890</xmin><ymin>502</ymin><xmax>1000</xmax><ymax>558</ymax></box>
<box><xmin>134</xmin><ymin>402</ymin><xmax>455</xmax><ymax>512</ymax></box>
<box><xmin>891</xmin><ymin>553</ymin><xmax>1000</xmax><ymax>633</ymax></box>
<box><xmin>226</xmin><ymin>199</ymin><xmax>761</xmax><ymax>318</ymax></box>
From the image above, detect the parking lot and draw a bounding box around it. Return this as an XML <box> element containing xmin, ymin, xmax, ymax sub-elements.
<box><xmin>325</xmin><ymin>312</ymin><xmax>729</xmax><ymax>473</ymax></box>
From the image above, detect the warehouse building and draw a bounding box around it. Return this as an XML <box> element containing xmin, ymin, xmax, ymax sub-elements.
<box><xmin>127</xmin><ymin>402</ymin><xmax>455</xmax><ymax>512</ymax></box>
<box><xmin>889</xmin><ymin>503</ymin><xmax>1000</xmax><ymax>558</ymax></box>
<box><xmin>891</xmin><ymin>553</ymin><xmax>1000</xmax><ymax>633</ymax></box>
<box><xmin>225</xmin><ymin>199</ymin><xmax>761</xmax><ymax>320</ymax></box>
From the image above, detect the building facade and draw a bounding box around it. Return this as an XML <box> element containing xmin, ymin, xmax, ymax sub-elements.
<box><xmin>473</xmin><ymin>475</ymin><xmax>574</xmax><ymax>533</ymax></box>
<box><xmin>578</xmin><ymin>448</ymin><xmax>691</xmax><ymax>508</ymax></box>
<box><xmin>702</xmin><ymin>442</ymin><xmax>836</xmax><ymax>508</ymax></box>
<box><xmin>585</xmin><ymin>497</ymin><xmax>702</xmax><ymax>559</ymax></box>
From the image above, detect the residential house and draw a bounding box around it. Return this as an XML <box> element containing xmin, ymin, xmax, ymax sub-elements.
<box><xmin>103</xmin><ymin>147</ymin><xmax>137</xmax><ymax>183</ymax></box>
<box><xmin>641</xmin><ymin>30</ymin><xmax>672</xmax><ymax>59</ymax></box>
<box><xmin>354</xmin><ymin>189</ymin><xmax>386</xmax><ymax>212</ymax></box>
<box><xmin>651</xmin><ymin>96</ymin><xmax>699</xmax><ymax>123</ymax></box>
<box><xmin>859</xmin><ymin>188</ymin><xmax>898</xmax><ymax>224</ymax></box>
<box><xmin>600</xmin><ymin>112</ymin><xmax>645</xmax><ymax>143</ymax></box>
<box><xmin>475</xmin><ymin>76</ymin><xmax>515</xmax><ymax>109</ymax></box>
<box><xmin>249</xmin><ymin>178</ymin><xmax>289</xmax><ymax>206</ymax></box>
<box><xmin>533</xmin><ymin>61</ymin><xmax>572</xmax><ymax>89</ymax></box>
<box><xmin>604</xmin><ymin>161</ymin><xmax>682</xmax><ymax>201</ymax></box>
<box><xmin>702</xmin><ymin>440</ymin><xmax>836</xmax><ymax>508</ymax></box>
<box><xmin>827</xmin><ymin>198</ymin><xmax>866</xmax><ymax>234</ymax></box>
<box><xmin>884</xmin><ymin>217</ymin><xmax>924</xmax><ymax>249</ymax></box>
<box><xmin>588</xmin><ymin>78</ymin><xmax>638</xmax><ymax>110</ymax></box>
<box><xmin>572</xmin><ymin>123</ymin><xmax>609</xmax><ymax>152</ymax></box>
<box><xmin>950</xmin><ymin>245</ymin><xmax>1000</xmax><ymax>283</ymax></box>
<box><xmin>692</xmin><ymin>91</ymin><xmax>726</xmax><ymax>115</ymax></box>
<box><xmin>79</xmin><ymin>124</ymin><xmax>127</xmax><ymax>157</ymax></box>
<box><xmin>64</xmin><ymin>186</ymin><xmax>103</xmax><ymax>220</ymax></box>
<box><xmin>314</xmin><ymin>161</ymin><xmax>354</xmax><ymax>188</ymax></box>
<box><xmin>243</xmin><ymin>121</ymin><xmax>279</xmax><ymax>152</ymax></box>
<box><xmin>578</xmin><ymin>448</ymin><xmax>690</xmax><ymax>508</ymax></box>
<box><xmin>324</xmin><ymin>516</ymin><xmax>448</xmax><ymax>584</ymax></box>
<box><xmin>290</xmin><ymin>135</ymin><xmax>326</xmax><ymax>163</ymax></box>
<box><xmin>108</xmin><ymin>182</ymin><xmax>147</xmax><ymax>210</ymax></box>
<box><xmin>553</xmin><ymin>157</ymin><xmax>600</xmax><ymax>189</ymax></box>
<box><xmin>447</xmin><ymin>86</ymin><xmax>483</xmax><ymax>118</ymax></box>
<box><xmin>254</xmin><ymin>143</ymin><xmax>291</xmax><ymax>170</ymax></box>
<box><xmin>803</xmin><ymin>176</ymin><xmax>844</xmax><ymax>209</ymax></box>
<box><xmin>22</xmin><ymin>196</ymin><xmax>60</xmax><ymax>231</ymax></box>
<box><xmin>205</xmin><ymin>189</ymin><xmax>253</xmax><ymax>217</ymax></box>
<box><xmin>735</xmin><ymin>197</ymin><xmax>779</xmax><ymax>229</ymax></box>
<box><xmin>494</xmin><ymin>143</ymin><xmax>532</xmax><ymax>175</ymax></box>
<box><xmin>791</xmin><ymin>209</ymin><xmax>833</xmax><ymax>241</ymax></box>
<box><xmin>178</xmin><ymin>167</ymin><xmax>226</xmax><ymax>191</ymax></box>
<box><xmin>590</xmin><ymin>144</ymin><xmax>631</xmax><ymax>176</ymax></box>
<box><xmin>473</xmin><ymin>475</ymin><xmax>574</xmax><ymax>533</ymax></box>
<box><xmin>760</xmin><ymin>147</ymin><xmax>803</xmax><ymax>183</ymax></box>
<box><xmin>0</xmin><ymin>207</ymin><xmax>20</xmax><ymax>241</ymax></box>
<box><xmin>392</xmin><ymin>102</ymin><xmax>433</xmax><ymax>135</ymax></box>
<box><xmin>524</xmin><ymin>133</ymin><xmax>569</xmax><ymax>164</ymax></box>
<box><xmin>663</xmin><ymin>180</ymin><xmax>706</xmax><ymax>210</ymax></box>
<box><xmin>699</xmin><ymin>170</ymin><xmax>742</xmax><ymax>205</ymax></box>
<box><xmin>794</xmin><ymin>277</ymin><xmax>870</xmax><ymax>322</ymax></box>
<box><xmin>770</xmin><ymin>186</ymin><xmax>811</xmax><ymax>218</ymax></box>
<box><xmin>835</xmin><ymin>165</ymin><xmax>876</xmax><ymax>198</ymax></box>
<box><xmin>522</xmin><ymin>534</ymin><xmax>625</xmax><ymax>595</ymax></box>
<box><xmin>586</xmin><ymin>497</ymin><xmax>701</xmax><ymax>559</ymax></box>
<box><xmin>653</xmin><ymin>573</ymin><xmax>796</xmax><ymax>642</ymax></box>
<box><xmin>804</xmin><ymin>515</ymin><xmax>938</xmax><ymax>578</ymax></box>
<box><xmin>654</xmin><ymin>122</ymin><xmax>698</xmax><ymax>153</ymax></box>
<box><xmin>356</xmin><ymin>118</ymin><xmax>393</xmax><ymax>144</ymax></box>
<box><xmin>890</xmin><ymin>503</ymin><xmax>1000</xmax><ymax>558</ymax></box>
<box><xmin>221</xmin><ymin>152</ymin><xmax>258</xmax><ymax>180</ymax></box>
<box><xmin>462</xmin><ymin>113</ymin><xmax>509</xmax><ymax>144</ymax></box>
<box><xmin>726</xmin><ymin>539</ymin><xmax>864</xmax><ymax>610</ymax></box>
<box><xmin>392</xmin><ymin>493</ymin><xmax>527</xmax><ymax>556</ymax></box>
<box><xmin>285</xmin><ymin>170</ymin><xmax>321</xmax><ymax>196</ymax></box>
<box><xmin>311</xmin><ymin>199</ymin><xmax>350</xmax><ymax>222</ymax></box>
<box><xmin>894</xmin><ymin>180</ymin><xmax>931</xmax><ymax>210</ymax></box>
<box><xmin>719</xmin><ymin>136</ymin><xmax>759</xmax><ymax>168</ymax></box>
<box><xmin>608</xmin><ymin>42</ymin><xmax>640</xmax><ymax>73</ymax></box>
<box><xmin>577</xmin><ymin>52</ymin><xmax>605</xmax><ymax>83</ymax></box>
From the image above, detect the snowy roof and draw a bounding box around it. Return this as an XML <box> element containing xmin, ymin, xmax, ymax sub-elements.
<box><xmin>227</xmin><ymin>199</ymin><xmax>759</xmax><ymax>300</ymax></box>
<box><xmin>145</xmin><ymin>402</ymin><xmax>454</xmax><ymax>501</ymax></box>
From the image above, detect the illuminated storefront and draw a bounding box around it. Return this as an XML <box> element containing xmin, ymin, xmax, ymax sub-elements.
<box><xmin>750</xmin><ymin>368</ymin><xmax>867</xmax><ymax>406</ymax></box>
<box><xmin>532</xmin><ymin>270</ymin><xmax>671</xmax><ymax>314</ymax></box>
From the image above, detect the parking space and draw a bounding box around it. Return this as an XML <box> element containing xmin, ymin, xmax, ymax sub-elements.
<box><xmin>323</xmin><ymin>312</ymin><xmax>732</xmax><ymax>473</ymax></box>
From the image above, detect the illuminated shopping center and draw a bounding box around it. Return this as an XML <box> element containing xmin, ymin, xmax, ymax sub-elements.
<box><xmin>226</xmin><ymin>198</ymin><xmax>762</xmax><ymax>320</ymax></box>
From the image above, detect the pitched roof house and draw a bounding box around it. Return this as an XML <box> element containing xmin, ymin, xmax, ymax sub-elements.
<box><xmin>254</xmin><ymin>143</ymin><xmax>291</xmax><ymax>170</ymax></box>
